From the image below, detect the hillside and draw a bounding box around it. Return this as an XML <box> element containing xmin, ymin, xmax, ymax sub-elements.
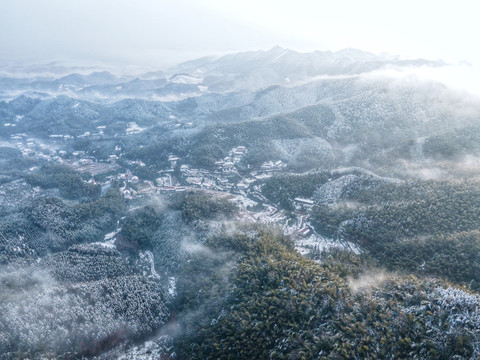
<box><xmin>1</xmin><ymin>48</ymin><xmax>480</xmax><ymax>358</ymax></box>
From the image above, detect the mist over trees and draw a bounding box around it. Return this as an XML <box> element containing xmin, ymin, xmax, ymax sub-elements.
<box><xmin>2</xmin><ymin>47</ymin><xmax>480</xmax><ymax>358</ymax></box>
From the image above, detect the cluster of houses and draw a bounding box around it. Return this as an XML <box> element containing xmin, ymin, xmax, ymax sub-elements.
<box><xmin>214</xmin><ymin>146</ymin><xmax>247</xmax><ymax>173</ymax></box>
<box><xmin>261</xmin><ymin>160</ymin><xmax>287</xmax><ymax>171</ymax></box>
<box><xmin>9</xmin><ymin>130</ymin><xmax>322</xmax><ymax>249</ymax></box>
<box><xmin>78</xmin><ymin>125</ymin><xmax>108</xmax><ymax>138</ymax></box>
<box><xmin>11</xmin><ymin>134</ymin><xmax>36</xmax><ymax>157</ymax></box>
<box><xmin>8</xmin><ymin>131</ymin><xmax>317</xmax><ymax>241</ymax></box>
<box><xmin>10</xmin><ymin>134</ymin><xmax>68</xmax><ymax>161</ymax></box>
<box><xmin>160</xmin><ymin>147</ymin><xmax>255</xmax><ymax>193</ymax></box>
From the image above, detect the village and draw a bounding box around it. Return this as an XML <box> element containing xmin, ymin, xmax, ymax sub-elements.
<box><xmin>7</xmin><ymin>131</ymin><xmax>357</xmax><ymax>256</ymax></box>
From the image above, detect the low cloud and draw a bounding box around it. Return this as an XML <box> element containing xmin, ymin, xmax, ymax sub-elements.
<box><xmin>348</xmin><ymin>270</ymin><xmax>391</xmax><ymax>292</ymax></box>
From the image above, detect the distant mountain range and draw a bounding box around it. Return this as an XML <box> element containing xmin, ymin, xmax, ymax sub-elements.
<box><xmin>0</xmin><ymin>47</ymin><xmax>445</xmax><ymax>102</ymax></box>
<box><xmin>1</xmin><ymin>47</ymin><xmax>478</xmax><ymax>179</ymax></box>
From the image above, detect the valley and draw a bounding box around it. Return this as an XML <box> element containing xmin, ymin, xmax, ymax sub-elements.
<box><xmin>1</xmin><ymin>48</ymin><xmax>480</xmax><ymax>359</ymax></box>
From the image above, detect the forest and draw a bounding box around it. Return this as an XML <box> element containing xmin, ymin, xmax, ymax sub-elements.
<box><xmin>261</xmin><ymin>172</ymin><xmax>480</xmax><ymax>292</ymax></box>
<box><xmin>2</xmin><ymin>43</ymin><xmax>480</xmax><ymax>359</ymax></box>
<box><xmin>174</xmin><ymin>226</ymin><xmax>480</xmax><ymax>359</ymax></box>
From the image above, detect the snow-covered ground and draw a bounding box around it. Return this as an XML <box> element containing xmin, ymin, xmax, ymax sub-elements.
<box><xmin>126</xmin><ymin>122</ymin><xmax>146</xmax><ymax>134</ymax></box>
<box><xmin>230</xmin><ymin>194</ymin><xmax>258</xmax><ymax>209</ymax></box>
<box><xmin>169</xmin><ymin>74</ymin><xmax>203</xmax><ymax>84</ymax></box>
<box><xmin>168</xmin><ymin>277</ymin><xmax>176</xmax><ymax>296</ymax></box>
<box><xmin>233</xmin><ymin>195</ymin><xmax>360</xmax><ymax>258</ymax></box>
<box><xmin>139</xmin><ymin>250</ymin><xmax>161</xmax><ymax>279</ymax></box>
<box><xmin>294</xmin><ymin>232</ymin><xmax>361</xmax><ymax>257</ymax></box>
<box><xmin>92</xmin><ymin>227</ymin><xmax>121</xmax><ymax>249</ymax></box>
<box><xmin>98</xmin><ymin>336</ymin><xmax>175</xmax><ymax>360</ymax></box>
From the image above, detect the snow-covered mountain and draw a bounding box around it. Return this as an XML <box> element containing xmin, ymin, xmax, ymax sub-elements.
<box><xmin>2</xmin><ymin>47</ymin><xmax>480</xmax><ymax>359</ymax></box>
<box><xmin>0</xmin><ymin>47</ymin><xmax>445</xmax><ymax>102</ymax></box>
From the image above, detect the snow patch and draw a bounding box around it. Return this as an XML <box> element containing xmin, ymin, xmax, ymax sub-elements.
<box><xmin>91</xmin><ymin>228</ymin><xmax>121</xmax><ymax>249</ymax></box>
<box><xmin>140</xmin><ymin>250</ymin><xmax>161</xmax><ymax>279</ymax></box>
<box><xmin>294</xmin><ymin>232</ymin><xmax>361</xmax><ymax>256</ymax></box>
<box><xmin>126</xmin><ymin>122</ymin><xmax>145</xmax><ymax>135</ymax></box>
<box><xmin>169</xmin><ymin>74</ymin><xmax>203</xmax><ymax>84</ymax></box>
<box><xmin>168</xmin><ymin>277</ymin><xmax>176</xmax><ymax>296</ymax></box>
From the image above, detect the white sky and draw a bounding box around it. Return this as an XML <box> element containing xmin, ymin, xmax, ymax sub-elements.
<box><xmin>0</xmin><ymin>0</ymin><xmax>479</xmax><ymax>68</ymax></box>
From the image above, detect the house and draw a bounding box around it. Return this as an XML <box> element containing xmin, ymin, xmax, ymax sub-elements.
<box><xmin>159</xmin><ymin>168</ymin><xmax>174</xmax><ymax>173</ymax></box>
<box><xmin>267</xmin><ymin>207</ymin><xmax>277</xmax><ymax>216</ymax></box>
<box><xmin>299</xmin><ymin>227</ymin><xmax>311</xmax><ymax>237</ymax></box>
<box><xmin>294</xmin><ymin>198</ymin><xmax>314</xmax><ymax>206</ymax></box>
<box><xmin>294</xmin><ymin>197</ymin><xmax>315</xmax><ymax>210</ymax></box>
<box><xmin>168</xmin><ymin>155</ymin><xmax>180</xmax><ymax>168</ymax></box>
<box><xmin>223</xmin><ymin>162</ymin><xmax>235</xmax><ymax>172</ymax></box>
<box><xmin>160</xmin><ymin>186</ymin><xmax>176</xmax><ymax>194</ymax></box>
<box><xmin>261</xmin><ymin>161</ymin><xmax>274</xmax><ymax>170</ymax></box>
<box><xmin>237</xmin><ymin>183</ymin><xmax>248</xmax><ymax>190</ymax></box>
